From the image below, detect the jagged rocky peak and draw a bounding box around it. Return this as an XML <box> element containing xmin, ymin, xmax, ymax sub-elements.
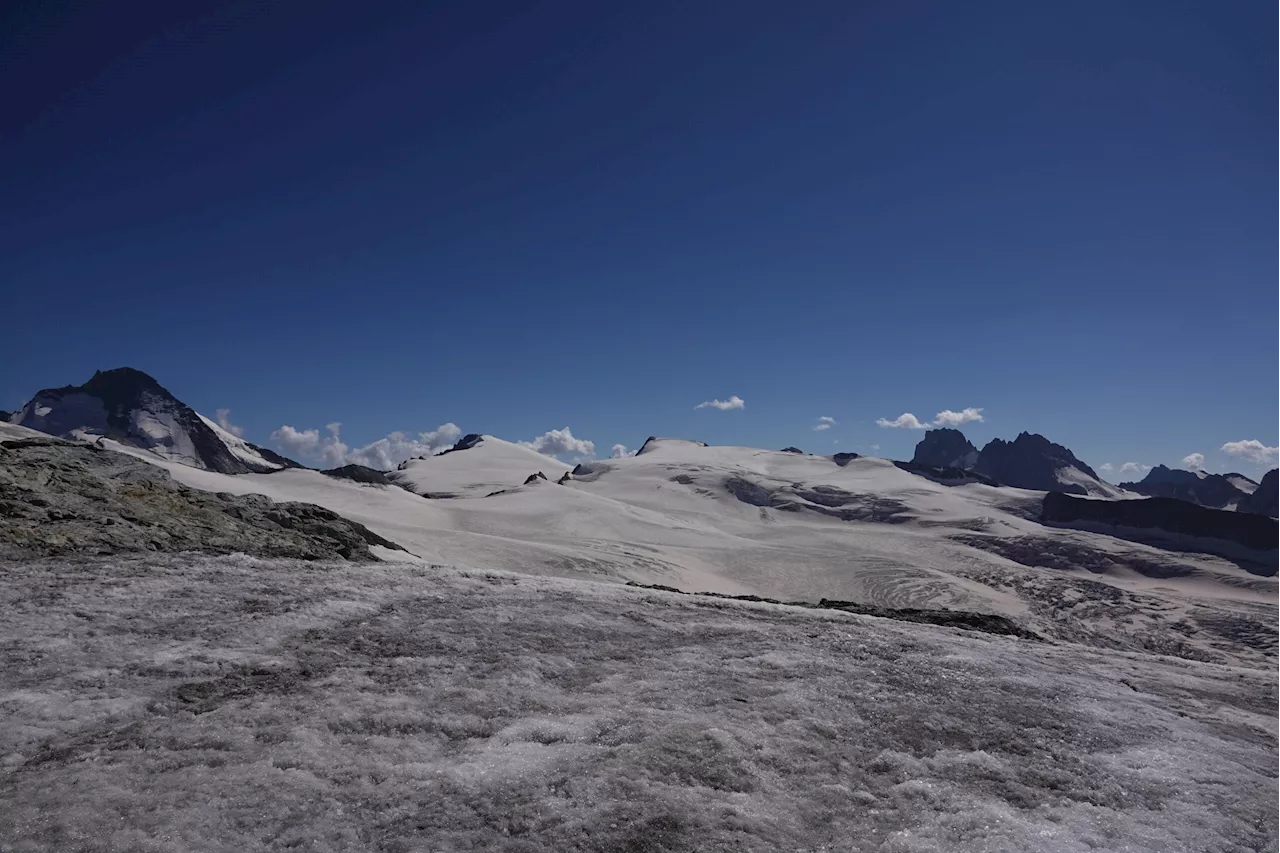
<box><xmin>974</xmin><ymin>432</ymin><xmax>1116</xmax><ymax>497</ymax></box>
<box><xmin>1238</xmin><ymin>469</ymin><xmax>1278</xmax><ymax>517</ymax></box>
<box><xmin>780</xmin><ymin>446</ymin><xmax>804</xmax><ymax>455</ymax></box>
<box><xmin>432</xmin><ymin>433</ymin><xmax>486</xmax><ymax>457</ymax></box>
<box><xmin>10</xmin><ymin>367</ymin><xmax>298</xmax><ymax>475</ymax></box>
<box><xmin>523</xmin><ymin>471</ymin><xmax>548</xmax><ymax>485</ymax></box>
<box><xmin>1120</xmin><ymin>465</ymin><xmax>1250</xmax><ymax>510</ymax></box>
<box><xmin>832</xmin><ymin>452</ymin><xmax>860</xmax><ymax>467</ymax></box>
<box><xmin>322</xmin><ymin>464</ymin><xmax>392</xmax><ymax>485</ymax></box>
<box><xmin>912</xmin><ymin>429</ymin><xmax>978</xmax><ymax>469</ymax></box>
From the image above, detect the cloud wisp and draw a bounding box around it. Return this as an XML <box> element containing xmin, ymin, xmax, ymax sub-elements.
<box><xmin>215</xmin><ymin>409</ymin><xmax>244</xmax><ymax>438</ymax></box>
<box><xmin>1181</xmin><ymin>453</ymin><xmax>1205</xmax><ymax>471</ymax></box>
<box><xmin>876</xmin><ymin>407</ymin><xmax>984</xmax><ymax>429</ymax></box>
<box><xmin>695</xmin><ymin>395</ymin><xmax>745</xmax><ymax>411</ymax></box>
<box><xmin>1221</xmin><ymin>440</ymin><xmax>1278</xmax><ymax>467</ymax></box>
<box><xmin>271</xmin><ymin>422</ymin><xmax>461</xmax><ymax>470</ymax></box>
<box><xmin>813</xmin><ymin>416</ymin><xmax>836</xmax><ymax>431</ymax></box>
<box><xmin>518</xmin><ymin>427</ymin><xmax>595</xmax><ymax>459</ymax></box>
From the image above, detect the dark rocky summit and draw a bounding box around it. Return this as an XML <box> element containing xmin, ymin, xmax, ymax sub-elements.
<box><xmin>10</xmin><ymin>367</ymin><xmax>300</xmax><ymax>474</ymax></box>
<box><xmin>1238</xmin><ymin>469</ymin><xmax>1278</xmax><ymax>518</ymax></box>
<box><xmin>321</xmin><ymin>464</ymin><xmax>392</xmax><ymax>485</ymax></box>
<box><xmin>1041</xmin><ymin>491</ymin><xmax>1278</xmax><ymax>562</ymax></box>
<box><xmin>1120</xmin><ymin>465</ymin><xmax>1250</xmax><ymax>509</ymax></box>
<box><xmin>780</xmin><ymin>446</ymin><xmax>804</xmax><ymax>454</ymax></box>
<box><xmin>557</xmin><ymin>471</ymin><xmax>572</xmax><ymax>485</ymax></box>
<box><xmin>911</xmin><ymin>429</ymin><xmax>978</xmax><ymax>469</ymax></box>
<box><xmin>832</xmin><ymin>452</ymin><xmax>860</xmax><ymax>467</ymax></box>
<box><xmin>974</xmin><ymin>432</ymin><xmax>1103</xmax><ymax>494</ymax></box>
<box><xmin>523</xmin><ymin>471</ymin><xmax>548</xmax><ymax>485</ymax></box>
<box><xmin>0</xmin><ymin>436</ymin><xmax>401</xmax><ymax>560</ymax></box>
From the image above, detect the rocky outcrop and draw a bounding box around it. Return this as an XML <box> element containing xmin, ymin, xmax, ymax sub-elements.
<box><xmin>832</xmin><ymin>452</ymin><xmax>860</xmax><ymax>467</ymax></box>
<box><xmin>435</xmin><ymin>433</ymin><xmax>485</xmax><ymax>455</ymax></box>
<box><xmin>894</xmin><ymin>461</ymin><xmax>1000</xmax><ymax>487</ymax></box>
<box><xmin>322</xmin><ymin>464</ymin><xmax>392</xmax><ymax>485</ymax></box>
<box><xmin>974</xmin><ymin>432</ymin><xmax>1111</xmax><ymax>495</ymax></box>
<box><xmin>780</xmin><ymin>446</ymin><xmax>804</xmax><ymax>454</ymax></box>
<box><xmin>524</xmin><ymin>471</ymin><xmax>548</xmax><ymax>485</ymax></box>
<box><xmin>1041</xmin><ymin>491</ymin><xmax>1278</xmax><ymax>561</ymax></box>
<box><xmin>0</xmin><ymin>437</ymin><xmax>401</xmax><ymax>560</ymax></box>
<box><xmin>1119</xmin><ymin>465</ymin><xmax>1250</xmax><ymax>510</ymax></box>
<box><xmin>557</xmin><ymin>471</ymin><xmax>572</xmax><ymax>485</ymax></box>
<box><xmin>623</xmin><ymin>582</ymin><xmax>1041</xmax><ymax>640</ymax></box>
<box><xmin>635</xmin><ymin>437</ymin><xmax>707</xmax><ymax>456</ymax></box>
<box><xmin>10</xmin><ymin>367</ymin><xmax>300</xmax><ymax>474</ymax></box>
<box><xmin>912</xmin><ymin>429</ymin><xmax>978</xmax><ymax>469</ymax></box>
<box><xmin>1238</xmin><ymin>470</ymin><xmax>1278</xmax><ymax>518</ymax></box>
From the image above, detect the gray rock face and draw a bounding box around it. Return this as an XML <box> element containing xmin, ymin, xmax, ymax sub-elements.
<box><xmin>1120</xmin><ymin>465</ymin><xmax>1250</xmax><ymax>510</ymax></box>
<box><xmin>1238</xmin><ymin>470</ymin><xmax>1279</xmax><ymax>518</ymax></box>
<box><xmin>10</xmin><ymin>367</ymin><xmax>301</xmax><ymax>474</ymax></box>
<box><xmin>911</xmin><ymin>429</ymin><xmax>978</xmax><ymax>469</ymax></box>
<box><xmin>0</xmin><ymin>436</ymin><xmax>400</xmax><ymax>561</ymax></box>
<box><xmin>1041</xmin><ymin>491</ymin><xmax>1277</xmax><ymax>571</ymax></box>
<box><xmin>974</xmin><ymin>432</ymin><xmax>1100</xmax><ymax>494</ymax></box>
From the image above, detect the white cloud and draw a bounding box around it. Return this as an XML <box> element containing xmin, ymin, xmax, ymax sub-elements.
<box><xmin>875</xmin><ymin>413</ymin><xmax>929</xmax><ymax>429</ymax></box>
<box><xmin>610</xmin><ymin>443</ymin><xmax>637</xmax><ymax>459</ymax></box>
<box><xmin>876</xmin><ymin>407</ymin><xmax>985</xmax><ymax>429</ymax></box>
<box><xmin>346</xmin><ymin>423</ymin><xmax>462</xmax><ymax>470</ymax></box>
<box><xmin>271</xmin><ymin>422</ymin><xmax>461</xmax><ymax>470</ymax></box>
<box><xmin>1118</xmin><ymin>462</ymin><xmax>1151</xmax><ymax>477</ymax></box>
<box><xmin>1220</xmin><ymin>440</ymin><xmax>1279</xmax><ymax>467</ymax></box>
<box><xmin>870</xmin><ymin>444</ymin><xmax>880</xmax><ymax>451</ymax></box>
<box><xmin>813</xmin><ymin>416</ymin><xmax>836</xmax><ymax>431</ymax></box>
<box><xmin>519</xmin><ymin>427</ymin><xmax>596</xmax><ymax>459</ymax></box>
<box><xmin>271</xmin><ymin>422</ymin><xmax>349</xmax><ymax>468</ymax></box>
<box><xmin>932</xmin><ymin>408</ymin><xmax>985</xmax><ymax>427</ymax></box>
<box><xmin>1099</xmin><ymin>463</ymin><xmax>1114</xmax><ymax>473</ymax></box>
<box><xmin>1182</xmin><ymin>453</ymin><xmax>1205</xmax><ymax>471</ymax></box>
<box><xmin>215</xmin><ymin>408</ymin><xmax>244</xmax><ymax>438</ymax></box>
<box><xmin>695</xmin><ymin>395</ymin><xmax>745</xmax><ymax>411</ymax></box>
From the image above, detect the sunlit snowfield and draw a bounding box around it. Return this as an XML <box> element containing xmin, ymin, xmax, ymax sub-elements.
<box><xmin>3</xmin><ymin>554</ymin><xmax>1275</xmax><ymax>852</ymax></box>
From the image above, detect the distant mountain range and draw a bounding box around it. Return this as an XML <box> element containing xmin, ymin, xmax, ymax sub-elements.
<box><xmin>1119</xmin><ymin>465</ymin><xmax>1256</xmax><ymax>509</ymax></box>
<box><xmin>910</xmin><ymin>429</ymin><xmax>1123</xmax><ymax>499</ymax></box>
<box><xmin>9</xmin><ymin>367</ymin><xmax>1277</xmax><ymax>523</ymax></box>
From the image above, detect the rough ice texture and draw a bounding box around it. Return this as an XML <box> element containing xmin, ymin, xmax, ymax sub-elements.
<box><xmin>0</xmin><ymin>434</ymin><xmax>398</xmax><ymax>561</ymax></box>
<box><xmin>0</xmin><ymin>554</ymin><xmax>1275</xmax><ymax>852</ymax></box>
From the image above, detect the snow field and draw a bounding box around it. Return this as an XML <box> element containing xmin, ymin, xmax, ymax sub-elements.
<box><xmin>1</xmin><ymin>554</ymin><xmax>1274</xmax><ymax>852</ymax></box>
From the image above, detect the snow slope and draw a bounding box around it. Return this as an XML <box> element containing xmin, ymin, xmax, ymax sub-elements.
<box><xmin>197</xmin><ymin>413</ymin><xmax>284</xmax><ymax>471</ymax></box>
<box><xmin>388</xmin><ymin>435</ymin><xmax>571</xmax><ymax>497</ymax></box>
<box><xmin>95</xmin><ymin>435</ymin><xmax>1277</xmax><ymax>668</ymax></box>
<box><xmin>1</xmin><ymin>553</ymin><xmax>1274</xmax><ymax>852</ymax></box>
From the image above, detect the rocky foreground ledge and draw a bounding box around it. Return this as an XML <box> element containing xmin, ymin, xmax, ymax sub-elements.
<box><xmin>0</xmin><ymin>434</ymin><xmax>400</xmax><ymax>561</ymax></box>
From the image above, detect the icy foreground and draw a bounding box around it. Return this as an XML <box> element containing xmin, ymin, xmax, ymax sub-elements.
<box><xmin>2</xmin><ymin>555</ymin><xmax>1275</xmax><ymax>852</ymax></box>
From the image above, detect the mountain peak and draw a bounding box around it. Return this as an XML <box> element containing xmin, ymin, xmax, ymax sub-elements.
<box><xmin>1122</xmin><ymin>464</ymin><xmax>1256</xmax><ymax>510</ymax></box>
<box><xmin>973</xmin><ymin>432</ymin><xmax>1115</xmax><ymax>496</ymax></box>
<box><xmin>912</xmin><ymin>428</ymin><xmax>978</xmax><ymax>469</ymax></box>
<box><xmin>11</xmin><ymin>367</ymin><xmax>295</xmax><ymax>474</ymax></box>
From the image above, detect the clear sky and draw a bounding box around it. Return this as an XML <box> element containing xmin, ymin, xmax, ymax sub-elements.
<box><xmin>3</xmin><ymin>0</ymin><xmax>1276</xmax><ymax>474</ymax></box>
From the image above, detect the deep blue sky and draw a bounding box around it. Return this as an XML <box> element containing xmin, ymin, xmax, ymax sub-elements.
<box><xmin>3</xmin><ymin>0</ymin><xmax>1275</xmax><ymax>473</ymax></box>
